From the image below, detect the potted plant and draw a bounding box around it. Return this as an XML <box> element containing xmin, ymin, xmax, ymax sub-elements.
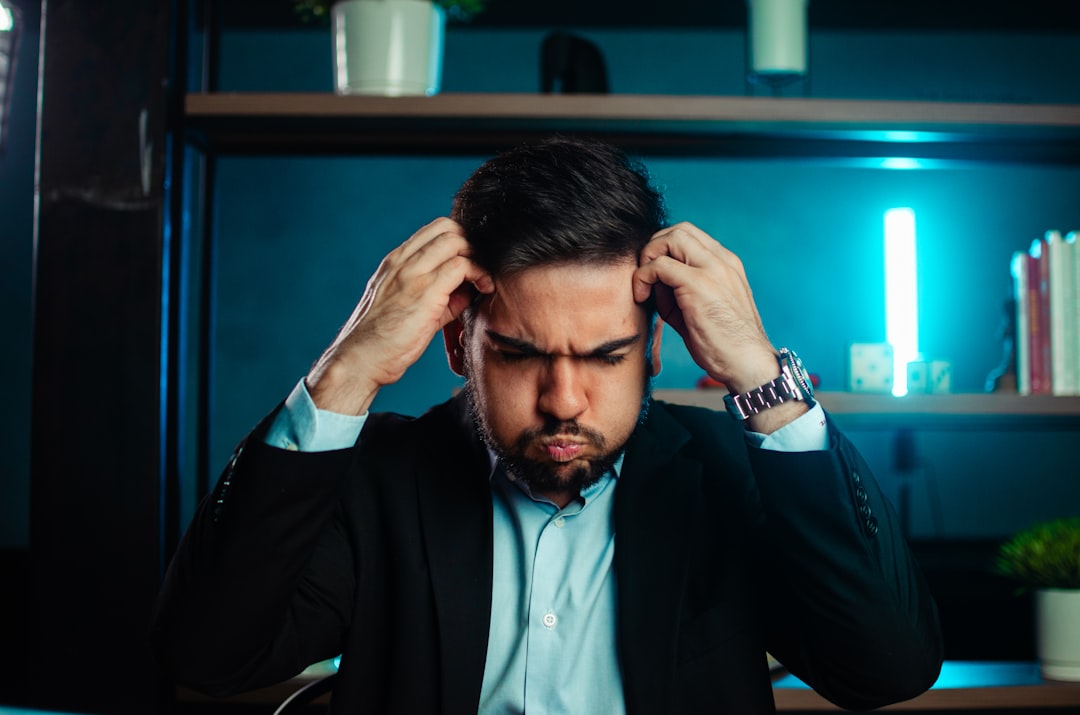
<box><xmin>997</xmin><ymin>516</ymin><xmax>1080</xmax><ymax>681</ymax></box>
<box><xmin>293</xmin><ymin>0</ymin><xmax>489</xmax><ymax>97</ymax></box>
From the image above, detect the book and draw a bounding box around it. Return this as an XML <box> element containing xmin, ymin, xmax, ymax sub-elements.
<box><xmin>1071</xmin><ymin>230</ymin><xmax>1080</xmax><ymax>395</ymax></box>
<box><xmin>1047</xmin><ymin>230</ymin><xmax>1079</xmax><ymax>395</ymax></box>
<box><xmin>1012</xmin><ymin>250</ymin><xmax>1031</xmax><ymax>395</ymax></box>
<box><xmin>1028</xmin><ymin>237</ymin><xmax>1052</xmax><ymax>394</ymax></box>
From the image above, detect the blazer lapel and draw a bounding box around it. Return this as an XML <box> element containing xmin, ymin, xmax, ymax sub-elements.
<box><xmin>615</xmin><ymin>401</ymin><xmax>700</xmax><ymax>714</ymax></box>
<box><xmin>416</xmin><ymin>396</ymin><xmax>495</xmax><ymax>715</ymax></box>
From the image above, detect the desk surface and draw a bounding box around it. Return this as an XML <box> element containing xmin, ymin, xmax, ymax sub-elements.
<box><xmin>0</xmin><ymin>708</ymin><xmax>91</xmax><ymax>715</ymax></box>
<box><xmin>773</xmin><ymin>661</ymin><xmax>1080</xmax><ymax>711</ymax></box>
<box><xmin>178</xmin><ymin>661</ymin><xmax>1080</xmax><ymax>711</ymax></box>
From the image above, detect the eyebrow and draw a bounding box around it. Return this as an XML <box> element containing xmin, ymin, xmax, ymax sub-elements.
<box><xmin>485</xmin><ymin>330</ymin><xmax>642</xmax><ymax>358</ymax></box>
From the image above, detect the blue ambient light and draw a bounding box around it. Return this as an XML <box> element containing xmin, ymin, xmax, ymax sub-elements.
<box><xmin>879</xmin><ymin>157</ymin><xmax>925</xmax><ymax>170</ymax></box>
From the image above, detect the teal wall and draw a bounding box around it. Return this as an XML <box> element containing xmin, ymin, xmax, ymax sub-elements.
<box><xmin>206</xmin><ymin>26</ymin><xmax>1080</xmax><ymax>539</ymax></box>
<box><xmin>3</xmin><ymin>19</ymin><xmax>1080</xmax><ymax>546</ymax></box>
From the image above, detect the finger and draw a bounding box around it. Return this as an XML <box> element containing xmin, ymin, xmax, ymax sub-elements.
<box><xmin>392</xmin><ymin>217</ymin><xmax>467</xmax><ymax>265</ymax></box>
<box><xmin>448</xmin><ymin>263</ymin><xmax>495</xmax><ymax>322</ymax></box>
<box><xmin>636</xmin><ymin>248</ymin><xmax>764</xmax><ymax>333</ymax></box>
<box><xmin>641</xmin><ymin>222</ymin><xmax>733</xmax><ymax>270</ymax></box>
<box><xmin>471</xmin><ymin>270</ymin><xmax>495</xmax><ymax>296</ymax></box>
<box><xmin>393</xmin><ymin>226</ymin><xmax>476</xmax><ymax>282</ymax></box>
<box><xmin>428</xmin><ymin>254</ymin><xmax>494</xmax><ymax>324</ymax></box>
<box><xmin>398</xmin><ymin>221</ymin><xmax>496</xmax><ymax>303</ymax></box>
<box><xmin>632</xmin><ymin>254</ymin><xmax>697</xmax><ymax>304</ymax></box>
<box><xmin>642</xmin><ymin>222</ymin><xmax>713</xmax><ymax>259</ymax></box>
<box><xmin>640</xmin><ymin>233</ymin><xmax>753</xmax><ymax>312</ymax></box>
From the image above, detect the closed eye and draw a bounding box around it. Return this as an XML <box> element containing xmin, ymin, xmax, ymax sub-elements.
<box><xmin>590</xmin><ymin>353</ymin><xmax>627</xmax><ymax>366</ymax></box>
<box><xmin>485</xmin><ymin>330</ymin><xmax>640</xmax><ymax>367</ymax></box>
<box><xmin>496</xmin><ymin>351</ymin><xmax>538</xmax><ymax>363</ymax></box>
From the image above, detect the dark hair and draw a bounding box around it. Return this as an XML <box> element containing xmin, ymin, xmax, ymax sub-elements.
<box><xmin>451</xmin><ymin>135</ymin><xmax>667</xmax><ymax>276</ymax></box>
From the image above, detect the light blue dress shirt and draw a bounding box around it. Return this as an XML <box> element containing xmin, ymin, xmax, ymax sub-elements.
<box><xmin>264</xmin><ymin>380</ymin><xmax>828</xmax><ymax>714</ymax></box>
<box><xmin>481</xmin><ymin>458</ymin><xmax>624</xmax><ymax>714</ymax></box>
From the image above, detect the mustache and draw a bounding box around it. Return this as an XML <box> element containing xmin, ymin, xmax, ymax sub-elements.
<box><xmin>516</xmin><ymin>419</ymin><xmax>606</xmax><ymax>449</ymax></box>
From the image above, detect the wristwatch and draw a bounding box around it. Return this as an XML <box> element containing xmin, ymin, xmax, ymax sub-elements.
<box><xmin>723</xmin><ymin>348</ymin><xmax>816</xmax><ymax>421</ymax></box>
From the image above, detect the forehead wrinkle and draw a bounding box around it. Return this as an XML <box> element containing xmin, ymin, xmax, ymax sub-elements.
<box><xmin>473</xmin><ymin>260</ymin><xmax>646</xmax><ymax>354</ymax></box>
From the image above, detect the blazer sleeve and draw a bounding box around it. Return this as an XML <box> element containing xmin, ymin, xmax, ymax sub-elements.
<box><xmin>749</xmin><ymin>420</ymin><xmax>944</xmax><ymax>711</ymax></box>
<box><xmin>150</xmin><ymin>418</ymin><xmax>359</xmax><ymax>697</ymax></box>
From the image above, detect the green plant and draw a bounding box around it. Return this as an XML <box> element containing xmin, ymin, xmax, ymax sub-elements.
<box><xmin>997</xmin><ymin>517</ymin><xmax>1080</xmax><ymax>590</ymax></box>
<box><xmin>293</xmin><ymin>0</ymin><xmax>489</xmax><ymax>24</ymax></box>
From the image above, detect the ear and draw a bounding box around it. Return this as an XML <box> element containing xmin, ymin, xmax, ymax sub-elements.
<box><xmin>649</xmin><ymin>320</ymin><xmax>663</xmax><ymax>377</ymax></box>
<box><xmin>443</xmin><ymin>319</ymin><xmax>466</xmax><ymax>376</ymax></box>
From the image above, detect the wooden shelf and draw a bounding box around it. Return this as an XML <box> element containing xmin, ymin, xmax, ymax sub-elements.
<box><xmin>184</xmin><ymin>92</ymin><xmax>1080</xmax><ymax>163</ymax></box>
<box><xmin>211</xmin><ymin>0</ymin><xmax>1080</xmax><ymax>32</ymax></box>
<box><xmin>655</xmin><ymin>390</ymin><xmax>1080</xmax><ymax>429</ymax></box>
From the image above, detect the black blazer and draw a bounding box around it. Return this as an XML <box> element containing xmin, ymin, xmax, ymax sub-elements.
<box><xmin>152</xmin><ymin>396</ymin><xmax>943</xmax><ymax>714</ymax></box>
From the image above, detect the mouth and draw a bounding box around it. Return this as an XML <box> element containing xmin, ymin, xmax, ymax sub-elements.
<box><xmin>540</xmin><ymin>439</ymin><xmax>587</xmax><ymax>463</ymax></box>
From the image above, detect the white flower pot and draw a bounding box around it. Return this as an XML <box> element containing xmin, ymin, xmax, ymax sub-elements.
<box><xmin>1036</xmin><ymin>588</ymin><xmax>1080</xmax><ymax>681</ymax></box>
<box><xmin>331</xmin><ymin>0</ymin><xmax>445</xmax><ymax>97</ymax></box>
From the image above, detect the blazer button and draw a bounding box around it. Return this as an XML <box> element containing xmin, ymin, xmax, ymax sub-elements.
<box><xmin>864</xmin><ymin>516</ymin><xmax>879</xmax><ymax>537</ymax></box>
<box><xmin>212</xmin><ymin>445</ymin><xmax>244</xmax><ymax>524</ymax></box>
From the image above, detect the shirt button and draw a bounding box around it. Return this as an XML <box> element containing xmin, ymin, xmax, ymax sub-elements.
<box><xmin>542</xmin><ymin>612</ymin><xmax>558</xmax><ymax>629</ymax></box>
<box><xmin>553</xmin><ymin>516</ymin><xmax>566</xmax><ymax>528</ymax></box>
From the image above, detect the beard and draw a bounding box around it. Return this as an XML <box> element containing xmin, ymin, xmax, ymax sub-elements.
<box><xmin>491</xmin><ymin>416</ymin><xmax>621</xmax><ymax>496</ymax></box>
<box><xmin>462</xmin><ymin>363</ymin><xmax>654</xmax><ymax>498</ymax></box>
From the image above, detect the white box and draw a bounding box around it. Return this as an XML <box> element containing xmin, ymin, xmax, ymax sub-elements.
<box><xmin>906</xmin><ymin>360</ymin><xmax>929</xmax><ymax>394</ymax></box>
<box><xmin>928</xmin><ymin>360</ymin><xmax>952</xmax><ymax>394</ymax></box>
<box><xmin>849</xmin><ymin>343</ymin><xmax>894</xmax><ymax>393</ymax></box>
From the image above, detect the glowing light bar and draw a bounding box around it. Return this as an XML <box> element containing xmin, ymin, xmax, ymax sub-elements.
<box><xmin>885</xmin><ymin>208</ymin><xmax>918</xmax><ymax>397</ymax></box>
<box><xmin>0</xmin><ymin>6</ymin><xmax>13</xmax><ymax>32</ymax></box>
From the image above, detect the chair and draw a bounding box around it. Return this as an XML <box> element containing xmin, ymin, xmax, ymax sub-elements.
<box><xmin>272</xmin><ymin>671</ymin><xmax>339</xmax><ymax>715</ymax></box>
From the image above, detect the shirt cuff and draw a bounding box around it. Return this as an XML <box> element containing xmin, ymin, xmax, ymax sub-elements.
<box><xmin>263</xmin><ymin>379</ymin><xmax>368</xmax><ymax>452</ymax></box>
<box><xmin>745</xmin><ymin>402</ymin><xmax>828</xmax><ymax>452</ymax></box>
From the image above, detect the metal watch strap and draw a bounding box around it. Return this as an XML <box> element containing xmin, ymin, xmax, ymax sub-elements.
<box><xmin>723</xmin><ymin>372</ymin><xmax>800</xmax><ymax>421</ymax></box>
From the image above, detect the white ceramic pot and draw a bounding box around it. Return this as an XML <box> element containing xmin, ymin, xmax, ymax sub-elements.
<box><xmin>331</xmin><ymin>0</ymin><xmax>445</xmax><ymax>96</ymax></box>
<box><xmin>1036</xmin><ymin>588</ymin><xmax>1080</xmax><ymax>681</ymax></box>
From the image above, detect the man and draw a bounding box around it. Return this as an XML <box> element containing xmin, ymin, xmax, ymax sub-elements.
<box><xmin>152</xmin><ymin>137</ymin><xmax>943</xmax><ymax>714</ymax></box>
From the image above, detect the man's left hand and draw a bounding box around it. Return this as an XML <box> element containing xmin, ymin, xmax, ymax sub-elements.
<box><xmin>632</xmin><ymin>221</ymin><xmax>780</xmax><ymax>398</ymax></box>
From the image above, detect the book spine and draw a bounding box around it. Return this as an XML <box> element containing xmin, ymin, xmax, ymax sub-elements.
<box><xmin>1038</xmin><ymin>239</ymin><xmax>1054</xmax><ymax>394</ymax></box>
<box><xmin>1012</xmin><ymin>250</ymin><xmax>1031</xmax><ymax>395</ymax></box>
<box><xmin>1070</xmin><ymin>231</ymin><xmax>1080</xmax><ymax>396</ymax></box>
<box><xmin>1047</xmin><ymin>231</ymin><xmax>1074</xmax><ymax>395</ymax></box>
<box><xmin>1028</xmin><ymin>238</ymin><xmax>1051</xmax><ymax>394</ymax></box>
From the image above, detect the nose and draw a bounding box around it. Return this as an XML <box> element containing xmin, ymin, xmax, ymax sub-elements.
<box><xmin>537</xmin><ymin>356</ymin><xmax>587</xmax><ymax>422</ymax></box>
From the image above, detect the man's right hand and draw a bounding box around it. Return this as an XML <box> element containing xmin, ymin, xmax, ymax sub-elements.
<box><xmin>305</xmin><ymin>218</ymin><xmax>493</xmax><ymax>416</ymax></box>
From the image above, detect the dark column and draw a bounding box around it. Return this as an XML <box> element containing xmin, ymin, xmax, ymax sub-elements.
<box><xmin>30</xmin><ymin>0</ymin><xmax>179</xmax><ymax>712</ymax></box>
